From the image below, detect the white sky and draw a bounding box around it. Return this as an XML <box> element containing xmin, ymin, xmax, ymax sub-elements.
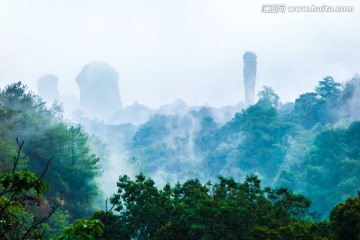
<box><xmin>1</xmin><ymin>0</ymin><xmax>359</xmax><ymax>108</ymax></box>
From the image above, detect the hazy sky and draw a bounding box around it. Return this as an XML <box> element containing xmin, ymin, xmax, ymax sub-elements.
<box><xmin>1</xmin><ymin>0</ymin><xmax>359</xmax><ymax>108</ymax></box>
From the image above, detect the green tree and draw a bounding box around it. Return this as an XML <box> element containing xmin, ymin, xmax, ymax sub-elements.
<box><xmin>229</xmin><ymin>102</ymin><xmax>290</xmax><ymax>179</ymax></box>
<box><xmin>0</xmin><ymin>82</ymin><xmax>102</xmax><ymax>231</ymax></box>
<box><xmin>330</xmin><ymin>196</ymin><xmax>360</xmax><ymax>240</ymax></box>
<box><xmin>109</xmin><ymin>173</ymin><xmax>323</xmax><ymax>240</ymax></box>
<box><xmin>283</xmin><ymin>121</ymin><xmax>360</xmax><ymax>217</ymax></box>
<box><xmin>341</xmin><ymin>74</ymin><xmax>360</xmax><ymax>103</ymax></box>
<box><xmin>89</xmin><ymin>210</ymin><xmax>124</xmax><ymax>240</ymax></box>
<box><xmin>0</xmin><ymin>139</ymin><xmax>58</xmax><ymax>239</ymax></box>
<box><xmin>257</xmin><ymin>86</ymin><xmax>280</xmax><ymax>108</ymax></box>
<box><xmin>50</xmin><ymin>219</ymin><xmax>104</xmax><ymax>240</ymax></box>
<box><xmin>293</xmin><ymin>92</ymin><xmax>326</xmax><ymax>129</ymax></box>
<box><xmin>315</xmin><ymin>76</ymin><xmax>341</xmax><ymax>104</ymax></box>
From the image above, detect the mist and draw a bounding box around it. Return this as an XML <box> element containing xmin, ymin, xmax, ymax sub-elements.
<box><xmin>1</xmin><ymin>0</ymin><xmax>360</xmax><ymax>108</ymax></box>
<box><xmin>1</xmin><ymin>0</ymin><xmax>360</xmax><ymax>222</ymax></box>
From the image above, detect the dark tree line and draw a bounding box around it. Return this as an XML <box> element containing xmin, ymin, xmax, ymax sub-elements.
<box><xmin>83</xmin><ymin>173</ymin><xmax>359</xmax><ymax>240</ymax></box>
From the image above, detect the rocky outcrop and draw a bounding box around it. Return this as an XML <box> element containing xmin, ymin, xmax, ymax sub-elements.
<box><xmin>243</xmin><ymin>52</ymin><xmax>257</xmax><ymax>105</ymax></box>
<box><xmin>37</xmin><ymin>74</ymin><xmax>60</xmax><ymax>104</ymax></box>
<box><xmin>76</xmin><ymin>62</ymin><xmax>121</xmax><ymax>120</ymax></box>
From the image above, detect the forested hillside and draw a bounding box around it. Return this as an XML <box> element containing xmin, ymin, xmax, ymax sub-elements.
<box><xmin>79</xmin><ymin>75</ymin><xmax>360</xmax><ymax>218</ymax></box>
<box><xmin>0</xmin><ymin>83</ymin><xmax>103</xmax><ymax>238</ymax></box>
<box><xmin>1</xmin><ymin>75</ymin><xmax>360</xmax><ymax>239</ymax></box>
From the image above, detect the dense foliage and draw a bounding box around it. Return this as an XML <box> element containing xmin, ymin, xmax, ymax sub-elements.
<box><xmin>109</xmin><ymin>173</ymin><xmax>319</xmax><ymax>240</ymax></box>
<box><xmin>0</xmin><ymin>83</ymin><xmax>102</xmax><ymax>237</ymax></box>
<box><xmin>74</xmin><ymin>173</ymin><xmax>360</xmax><ymax>240</ymax></box>
<box><xmin>1</xmin><ymin>73</ymin><xmax>360</xmax><ymax>239</ymax></box>
<box><xmin>119</xmin><ymin>75</ymin><xmax>360</xmax><ymax>217</ymax></box>
<box><xmin>0</xmin><ymin>139</ymin><xmax>54</xmax><ymax>239</ymax></box>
